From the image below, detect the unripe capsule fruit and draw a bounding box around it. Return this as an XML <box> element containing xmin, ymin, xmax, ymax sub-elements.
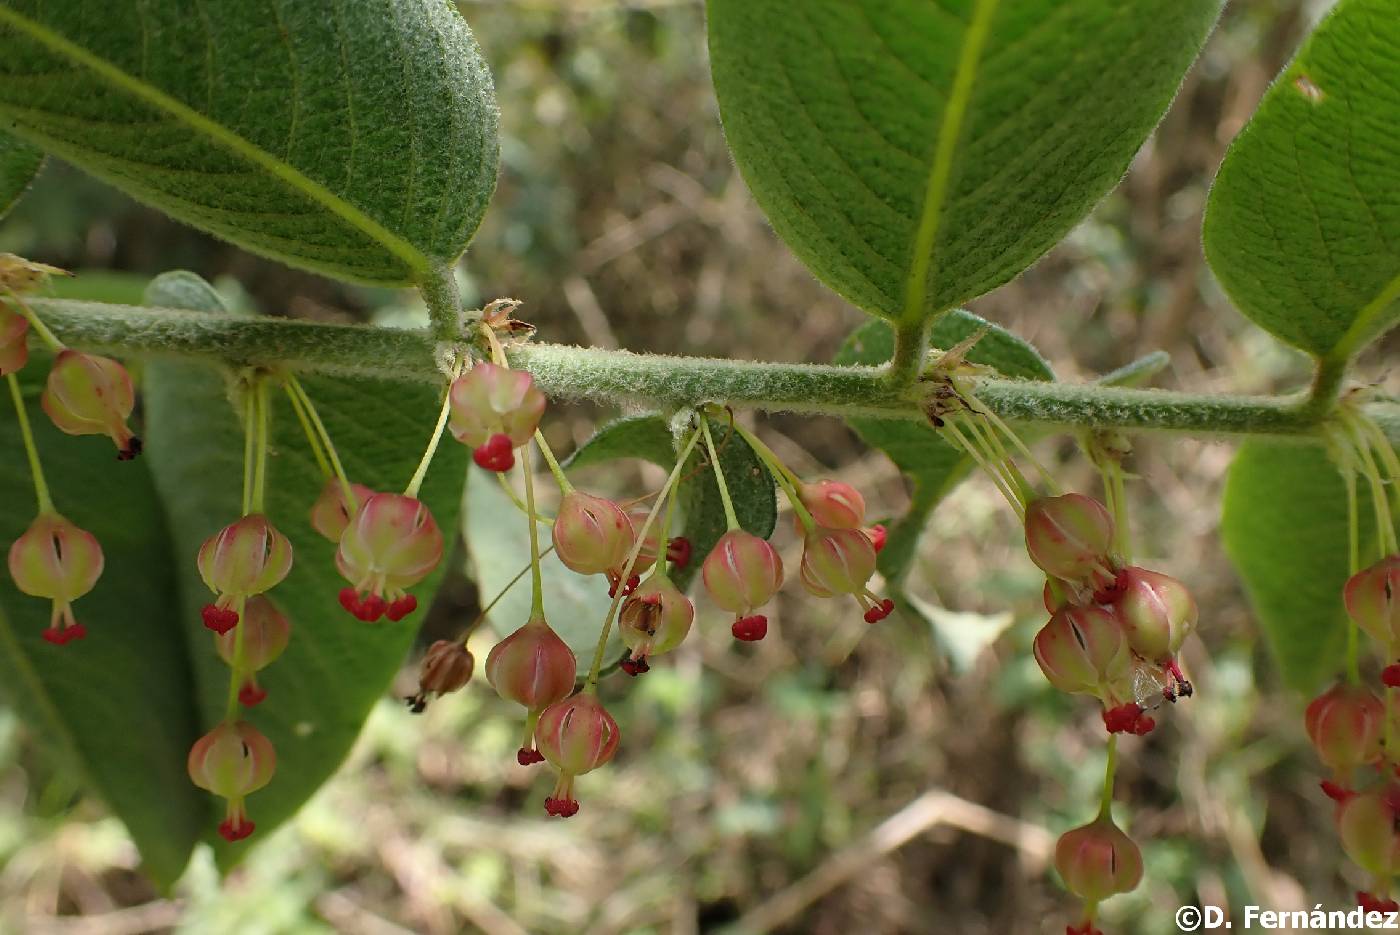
<box><xmin>197</xmin><ymin>514</ymin><xmax>294</xmax><ymax>633</ymax></box>
<box><xmin>1024</xmin><ymin>494</ymin><xmax>1115</xmax><ymax>585</ymax></box>
<box><xmin>1336</xmin><ymin>787</ymin><xmax>1400</xmax><ymax>877</ymax></box>
<box><xmin>1055</xmin><ymin>817</ymin><xmax>1143</xmax><ymax>903</ymax></box>
<box><xmin>214</xmin><ymin>596</ymin><xmax>291</xmax><ymax>707</ymax></box>
<box><xmin>309</xmin><ymin>479</ymin><xmax>375</xmax><ymax>542</ymax></box>
<box><xmin>535</xmin><ymin>692</ymin><xmax>620</xmax><ymax>817</ymax></box>
<box><xmin>7</xmin><ymin>512</ymin><xmax>104</xmax><ymax>644</ymax></box>
<box><xmin>449</xmin><ymin>362</ymin><xmax>547</xmax><ymax>472</ymax></box>
<box><xmin>798</xmin><ymin>480</ymin><xmax>866</xmax><ymax>529</ymax></box>
<box><xmin>1111</xmin><ymin>567</ymin><xmax>1196</xmax><ymax>662</ymax></box>
<box><xmin>552</xmin><ymin>491</ymin><xmax>633</xmax><ymax>577</ymax></box>
<box><xmin>0</xmin><ymin>306</ymin><xmax>28</xmax><ymax>376</ymax></box>
<box><xmin>407</xmin><ymin>640</ymin><xmax>475</xmax><ymax>713</ymax></box>
<box><xmin>1344</xmin><ymin>555</ymin><xmax>1400</xmax><ymax>646</ymax></box>
<box><xmin>41</xmin><ymin>349</ymin><xmax>141</xmax><ymax>459</ymax></box>
<box><xmin>187</xmin><ymin>720</ymin><xmax>276</xmax><ymax>841</ymax></box>
<box><xmin>1033</xmin><ymin>606</ymin><xmax>1129</xmax><ymax>697</ymax></box>
<box><xmin>1305</xmin><ymin>684</ymin><xmax>1383</xmax><ymax>777</ymax></box>
<box><xmin>336</xmin><ymin>493</ymin><xmax>442</xmax><ymax>622</ymax></box>
<box><xmin>485</xmin><ymin>616</ymin><xmax>577</xmax><ymax>711</ymax></box>
<box><xmin>620</xmin><ymin>575</ymin><xmax>695</xmax><ymax>674</ymax></box>
<box><xmin>800</xmin><ymin>526</ymin><xmax>892</xmax><ymax>622</ymax></box>
<box><xmin>703</xmin><ymin>529</ymin><xmax>784</xmax><ymax>640</ymax></box>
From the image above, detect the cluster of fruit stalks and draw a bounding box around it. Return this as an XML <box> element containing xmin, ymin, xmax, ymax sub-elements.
<box><xmin>1301</xmin><ymin>395</ymin><xmax>1400</xmax><ymax>917</ymax></box>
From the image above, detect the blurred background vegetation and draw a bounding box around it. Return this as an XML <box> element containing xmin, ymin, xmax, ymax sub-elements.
<box><xmin>2</xmin><ymin>0</ymin><xmax>1396</xmax><ymax>933</ymax></box>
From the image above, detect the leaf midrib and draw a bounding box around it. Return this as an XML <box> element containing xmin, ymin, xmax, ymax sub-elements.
<box><xmin>0</xmin><ymin>7</ymin><xmax>432</xmax><ymax>279</ymax></box>
<box><xmin>899</xmin><ymin>0</ymin><xmax>1000</xmax><ymax>324</ymax></box>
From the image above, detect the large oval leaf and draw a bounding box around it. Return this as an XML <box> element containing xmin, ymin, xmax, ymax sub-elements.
<box><xmin>0</xmin><ymin>357</ymin><xmax>205</xmax><ymax>886</ymax></box>
<box><xmin>0</xmin><ymin>129</ymin><xmax>41</xmax><ymax>218</ymax></box>
<box><xmin>835</xmin><ymin>311</ymin><xmax>1053</xmax><ymax>582</ymax></box>
<box><xmin>708</xmin><ymin>0</ymin><xmax>1222</xmax><ymax>324</ymax></box>
<box><xmin>0</xmin><ymin>1</ymin><xmax>498</xmax><ymax>285</ymax></box>
<box><xmin>140</xmin><ymin>272</ymin><xmax>466</xmax><ymax>863</ymax></box>
<box><xmin>1204</xmin><ymin>0</ymin><xmax>1400</xmax><ymax>360</ymax></box>
<box><xmin>1222</xmin><ymin>442</ymin><xmax>1393</xmax><ymax>695</ymax></box>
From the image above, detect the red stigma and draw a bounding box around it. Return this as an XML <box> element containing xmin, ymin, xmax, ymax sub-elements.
<box><xmin>620</xmin><ymin>656</ymin><xmax>650</xmax><ymax>676</ymax></box>
<box><xmin>116</xmin><ymin>437</ymin><xmax>143</xmax><ymax>461</ymax></box>
<box><xmin>1383</xmin><ymin>664</ymin><xmax>1400</xmax><ymax>688</ymax></box>
<box><xmin>386</xmin><ymin>594</ymin><xmax>418</xmax><ymax>621</ymax></box>
<box><xmin>1320</xmin><ymin>780</ymin><xmax>1355</xmax><ymax>803</ymax></box>
<box><xmin>41</xmin><ymin>627</ymin><xmax>65</xmax><ymax>645</ymax></box>
<box><xmin>1359</xmin><ymin>892</ymin><xmax>1400</xmax><ymax>914</ymax></box>
<box><xmin>666</xmin><ymin>536</ymin><xmax>692</xmax><ymax>568</ymax></box>
<box><xmin>201</xmin><ymin>604</ymin><xmax>239</xmax><ymax>634</ymax></box>
<box><xmin>1102</xmin><ymin>702</ymin><xmax>1154</xmax><ymax>735</ymax></box>
<box><xmin>217</xmin><ymin>818</ymin><xmax>256</xmax><ymax>842</ymax></box>
<box><xmin>732</xmin><ymin>614</ymin><xmax>768</xmax><ymax>642</ymax></box>
<box><xmin>863</xmin><ymin>598</ymin><xmax>894</xmax><ymax>623</ymax></box>
<box><xmin>238</xmin><ymin>683</ymin><xmax>268</xmax><ymax>707</ymax></box>
<box><xmin>472</xmin><ymin>434</ymin><xmax>515</xmax><ymax>472</ymax></box>
<box><xmin>516</xmin><ymin>747</ymin><xmax>545</xmax><ymax>766</ymax></box>
<box><xmin>544</xmin><ymin>796</ymin><xmax>580</xmax><ymax>818</ymax></box>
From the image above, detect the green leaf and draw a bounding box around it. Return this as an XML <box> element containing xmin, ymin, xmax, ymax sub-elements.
<box><xmin>140</xmin><ymin>272</ymin><xmax>466</xmax><ymax>863</ymax></box>
<box><xmin>562</xmin><ymin>414</ymin><xmax>677</xmax><ymax>473</ymax></box>
<box><xmin>834</xmin><ymin>311</ymin><xmax>1053</xmax><ymax>581</ymax></box>
<box><xmin>0</xmin><ymin>358</ymin><xmax>205</xmax><ymax>886</ymax></box>
<box><xmin>0</xmin><ymin>1</ymin><xmax>498</xmax><ymax>285</ymax></box>
<box><xmin>0</xmin><ymin>129</ymin><xmax>41</xmax><ymax>218</ymax></box>
<box><xmin>707</xmin><ymin>0</ymin><xmax>1222</xmax><ymax>324</ymax></box>
<box><xmin>463</xmin><ymin>469</ymin><xmax>619</xmax><ymax>660</ymax></box>
<box><xmin>1222</xmin><ymin>442</ymin><xmax>1390</xmax><ymax>695</ymax></box>
<box><xmin>1204</xmin><ymin>0</ymin><xmax>1400</xmax><ymax>360</ymax></box>
<box><xmin>556</xmin><ymin>414</ymin><xmax>778</xmax><ymax>592</ymax></box>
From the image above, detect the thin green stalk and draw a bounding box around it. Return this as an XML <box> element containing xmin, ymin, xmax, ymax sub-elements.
<box><xmin>978</xmin><ymin>394</ymin><xmax>1061</xmax><ymax>493</ymax></box>
<box><xmin>1352</xmin><ymin>428</ymin><xmax>1399</xmax><ymax>555</ymax></box>
<box><xmin>700</xmin><ymin>415</ymin><xmax>740</xmax><ymax>531</ymax></box>
<box><xmin>726</xmin><ymin>419</ymin><xmax>817</xmax><ymax>533</ymax></box>
<box><xmin>584</xmin><ymin>426</ymin><xmax>703</xmax><ymax>690</ymax></box>
<box><xmin>496</xmin><ymin>470</ymin><xmax>554</xmax><ymax>524</ymax></box>
<box><xmin>1097</xmin><ymin>734</ymin><xmax>1118</xmax><ymax>820</ymax></box>
<box><xmin>944</xmin><ymin>417</ymin><xmax>1024</xmax><ymax>519</ymax></box>
<box><xmin>287</xmin><ymin>377</ymin><xmax>356</xmax><ymax>508</ymax></box>
<box><xmin>223</xmin><ymin>595</ymin><xmax>248</xmax><ymax>722</ymax></box>
<box><xmin>241</xmin><ymin>383</ymin><xmax>255</xmax><ymax>517</ymax></box>
<box><xmin>283</xmin><ymin>381</ymin><xmax>332</xmax><ymax>479</ymax></box>
<box><xmin>1344</xmin><ymin>464</ymin><xmax>1362</xmax><ymax>685</ymax></box>
<box><xmin>520</xmin><ymin>443</ymin><xmax>546</xmax><ymax>619</ymax></box>
<box><xmin>251</xmin><ymin>380</ymin><xmax>270</xmax><ymax>513</ymax></box>
<box><xmin>533</xmin><ymin>429</ymin><xmax>574</xmax><ymax>494</ymax></box>
<box><xmin>404</xmin><ymin>384</ymin><xmax>454</xmax><ymax>499</ymax></box>
<box><xmin>6</xmin><ymin>373</ymin><xmax>54</xmax><ymax>515</ymax></box>
<box><xmin>962</xmin><ymin>410</ymin><xmax>1031</xmax><ymax>503</ymax></box>
<box><xmin>467</xmin><ymin>545</ymin><xmax>557</xmax><ymax>647</ymax></box>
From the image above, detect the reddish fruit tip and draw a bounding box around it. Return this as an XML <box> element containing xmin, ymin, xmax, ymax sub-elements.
<box><xmin>1102</xmin><ymin>702</ymin><xmax>1153</xmax><ymax>735</ymax></box>
<box><xmin>41</xmin><ymin>627</ymin><xmax>65</xmax><ymax>645</ymax></box>
<box><xmin>386</xmin><ymin>594</ymin><xmax>418</xmax><ymax>622</ymax></box>
<box><xmin>357</xmin><ymin>595</ymin><xmax>387</xmax><ymax>622</ymax></box>
<box><xmin>238</xmin><ymin>684</ymin><xmax>268</xmax><ymax>707</ymax></box>
<box><xmin>1321</xmin><ymin>780</ymin><xmax>1356</xmax><ymax>803</ymax></box>
<box><xmin>66</xmin><ymin>623</ymin><xmax>87</xmax><ymax>642</ymax></box>
<box><xmin>517</xmin><ymin>747</ymin><xmax>545</xmax><ymax>766</ymax></box>
<box><xmin>666</xmin><ymin>536</ymin><xmax>692</xmax><ymax>568</ymax></box>
<box><xmin>732</xmin><ymin>614</ymin><xmax>768</xmax><ymax>642</ymax></box>
<box><xmin>338</xmin><ymin>588</ymin><xmax>360</xmax><ymax>615</ymax></box>
<box><xmin>217</xmin><ymin>818</ymin><xmax>255</xmax><ymax>842</ymax></box>
<box><xmin>201</xmin><ymin>604</ymin><xmax>239</xmax><ymax>635</ymax></box>
<box><xmin>620</xmin><ymin>656</ymin><xmax>650</xmax><ymax>677</ymax></box>
<box><xmin>866</xmin><ymin>524</ymin><xmax>887</xmax><ymax>553</ymax></box>
<box><xmin>1383</xmin><ymin>665</ymin><xmax>1400</xmax><ymax>688</ymax></box>
<box><xmin>544</xmin><ymin>796</ymin><xmax>580</xmax><ymax>818</ymax></box>
<box><xmin>472</xmin><ymin>434</ymin><xmax>515</xmax><ymax>472</ymax></box>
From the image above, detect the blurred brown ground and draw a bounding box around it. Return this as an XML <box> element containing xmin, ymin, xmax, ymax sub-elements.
<box><xmin>2</xmin><ymin>1</ymin><xmax>1397</xmax><ymax>934</ymax></box>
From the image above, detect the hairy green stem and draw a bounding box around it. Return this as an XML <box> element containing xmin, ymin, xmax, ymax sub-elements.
<box><xmin>886</xmin><ymin>318</ymin><xmax>931</xmax><ymax>388</ymax></box>
<box><xmin>26</xmin><ymin>298</ymin><xmax>1400</xmax><ymax>444</ymax></box>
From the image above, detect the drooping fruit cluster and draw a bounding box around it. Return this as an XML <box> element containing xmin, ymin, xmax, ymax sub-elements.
<box><xmin>1027</xmin><ymin>494</ymin><xmax>1197</xmax><ymax>736</ymax></box>
<box><xmin>1301</xmin><ymin>403</ymin><xmax>1400</xmax><ymax>911</ymax></box>
<box><xmin>3</xmin><ymin>257</ymin><xmax>138</xmax><ymax>646</ymax></box>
